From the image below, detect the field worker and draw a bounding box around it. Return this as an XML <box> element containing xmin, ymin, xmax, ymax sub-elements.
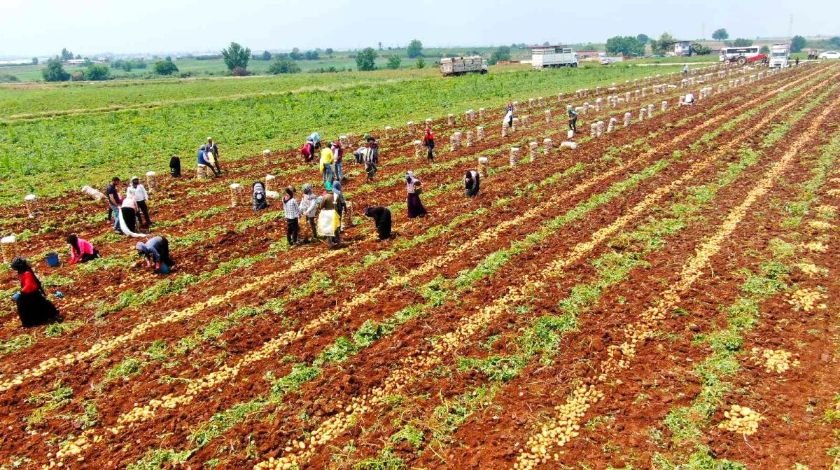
<box><xmin>197</xmin><ymin>145</ymin><xmax>218</xmax><ymax>177</ymax></box>
<box><xmin>353</xmin><ymin>144</ymin><xmax>367</xmax><ymax>164</ymax></box>
<box><xmin>683</xmin><ymin>93</ymin><xmax>695</xmax><ymax>105</ymax></box>
<box><xmin>105</xmin><ymin>177</ymin><xmax>122</xmax><ymax>231</ymax></box>
<box><xmin>332</xmin><ymin>181</ymin><xmax>347</xmax><ymax>228</ymax></box>
<box><xmin>117</xmin><ymin>195</ymin><xmax>144</xmax><ymax>238</ymax></box>
<box><xmin>252</xmin><ymin>181</ymin><xmax>269</xmax><ymax>211</ymax></box>
<box><xmin>682</xmin><ymin>64</ymin><xmax>689</xmax><ymax>75</ymax></box>
<box><xmin>331</xmin><ymin>141</ymin><xmax>345</xmax><ymax>182</ymax></box>
<box><xmin>320</xmin><ymin>145</ymin><xmax>335</xmax><ymax>190</ymax></box>
<box><xmin>464</xmin><ymin>169</ymin><xmax>480</xmax><ymax>197</ymax></box>
<box><xmin>567</xmin><ymin>105</ymin><xmax>578</xmax><ymax>132</ymax></box>
<box><xmin>406</xmin><ymin>171</ymin><xmax>427</xmax><ymax>218</ymax></box>
<box><xmin>298</xmin><ymin>184</ymin><xmax>322</xmax><ymax>242</ymax></box>
<box><xmin>318</xmin><ymin>188</ymin><xmax>341</xmax><ymax>247</ymax></box>
<box><xmin>169</xmin><ymin>154</ymin><xmax>182</xmax><ymax>177</ymax></box>
<box><xmin>503</xmin><ymin>108</ymin><xmax>514</xmax><ymax>130</ymax></box>
<box><xmin>136</xmin><ymin>236</ymin><xmax>174</xmax><ymax>273</ymax></box>
<box><xmin>10</xmin><ymin>257</ymin><xmax>61</xmax><ymax>327</ymax></box>
<box><xmin>66</xmin><ymin>234</ymin><xmax>99</xmax><ymax>264</ymax></box>
<box><xmin>127</xmin><ymin>176</ymin><xmax>152</xmax><ymax>226</ymax></box>
<box><xmin>363</xmin><ymin>141</ymin><xmax>378</xmax><ymax>181</ymax></box>
<box><xmin>301</xmin><ymin>136</ymin><xmax>320</xmax><ymax>163</ymax></box>
<box><xmin>364</xmin><ymin>206</ymin><xmax>392</xmax><ymax>241</ymax></box>
<box><xmin>206</xmin><ymin>138</ymin><xmax>222</xmax><ymax>175</ymax></box>
<box><xmin>423</xmin><ymin>126</ymin><xmax>435</xmax><ymax>161</ymax></box>
<box><xmin>283</xmin><ymin>186</ymin><xmax>301</xmax><ymax>246</ymax></box>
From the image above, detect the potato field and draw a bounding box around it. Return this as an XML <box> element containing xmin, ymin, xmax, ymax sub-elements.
<box><xmin>0</xmin><ymin>62</ymin><xmax>838</xmax><ymax>469</ymax></box>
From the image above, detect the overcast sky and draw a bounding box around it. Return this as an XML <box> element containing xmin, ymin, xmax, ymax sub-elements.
<box><xmin>1</xmin><ymin>0</ymin><xmax>837</xmax><ymax>57</ymax></box>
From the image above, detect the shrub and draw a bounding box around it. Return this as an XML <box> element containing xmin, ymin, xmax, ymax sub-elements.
<box><xmin>268</xmin><ymin>58</ymin><xmax>301</xmax><ymax>74</ymax></box>
<box><xmin>356</xmin><ymin>47</ymin><xmax>377</xmax><ymax>71</ymax></box>
<box><xmin>416</xmin><ymin>57</ymin><xmax>425</xmax><ymax>69</ymax></box>
<box><xmin>488</xmin><ymin>46</ymin><xmax>511</xmax><ymax>65</ymax></box>
<box><xmin>42</xmin><ymin>57</ymin><xmax>70</xmax><ymax>82</ymax></box>
<box><xmin>386</xmin><ymin>55</ymin><xmax>401</xmax><ymax>69</ymax></box>
<box><xmin>84</xmin><ymin>64</ymin><xmax>110</xmax><ymax>81</ymax></box>
<box><xmin>153</xmin><ymin>58</ymin><xmax>179</xmax><ymax>75</ymax></box>
<box><xmin>222</xmin><ymin>41</ymin><xmax>250</xmax><ymax>72</ymax></box>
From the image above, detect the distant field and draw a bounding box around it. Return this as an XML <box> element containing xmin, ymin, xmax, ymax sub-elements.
<box><xmin>0</xmin><ymin>63</ymin><xmax>681</xmax><ymax>203</ymax></box>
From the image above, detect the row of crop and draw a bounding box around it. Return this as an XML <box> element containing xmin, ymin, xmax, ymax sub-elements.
<box><xmin>241</xmin><ymin>75</ymin><xmax>826</xmax><ymax>469</ymax></box>
<box><xmin>45</xmin><ymin>92</ymin><xmax>688</xmax><ymax>466</ymax></box>
<box><xmin>310</xmin><ymin>73</ymin><xmax>837</xmax><ymax>470</ymax></box>
<box><xmin>653</xmin><ymin>126</ymin><xmax>840</xmax><ymax>467</ymax></box>
<box><xmin>512</xmin><ymin>83</ymin><xmax>840</xmax><ymax>469</ymax></box>
<box><xmin>50</xmin><ymin>66</ymin><xmax>752</xmax><ymax>467</ymax></box>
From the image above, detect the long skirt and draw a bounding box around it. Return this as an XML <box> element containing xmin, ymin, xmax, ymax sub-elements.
<box><xmin>17</xmin><ymin>292</ymin><xmax>61</xmax><ymax>327</ymax></box>
<box><xmin>407</xmin><ymin>193</ymin><xmax>427</xmax><ymax>218</ymax></box>
<box><xmin>120</xmin><ymin>207</ymin><xmax>138</xmax><ymax>233</ymax></box>
<box><xmin>323</xmin><ymin>166</ymin><xmax>335</xmax><ymax>190</ymax></box>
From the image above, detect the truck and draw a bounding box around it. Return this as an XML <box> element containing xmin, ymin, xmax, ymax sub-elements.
<box><xmin>598</xmin><ymin>52</ymin><xmax>624</xmax><ymax>65</ymax></box>
<box><xmin>769</xmin><ymin>44</ymin><xmax>790</xmax><ymax>68</ymax></box>
<box><xmin>530</xmin><ymin>45</ymin><xmax>578</xmax><ymax>69</ymax></box>
<box><xmin>439</xmin><ymin>56</ymin><xmax>488</xmax><ymax>76</ymax></box>
<box><xmin>719</xmin><ymin>46</ymin><xmax>767</xmax><ymax>65</ymax></box>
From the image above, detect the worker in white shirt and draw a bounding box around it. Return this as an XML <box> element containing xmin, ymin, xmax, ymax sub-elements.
<box><xmin>127</xmin><ymin>176</ymin><xmax>152</xmax><ymax>226</ymax></box>
<box><xmin>683</xmin><ymin>93</ymin><xmax>695</xmax><ymax>105</ymax></box>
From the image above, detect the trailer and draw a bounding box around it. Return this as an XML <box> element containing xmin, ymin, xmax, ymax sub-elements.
<box><xmin>531</xmin><ymin>45</ymin><xmax>578</xmax><ymax>69</ymax></box>
<box><xmin>440</xmin><ymin>56</ymin><xmax>488</xmax><ymax>76</ymax></box>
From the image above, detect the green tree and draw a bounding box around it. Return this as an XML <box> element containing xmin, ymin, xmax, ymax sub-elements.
<box><xmin>261</xmin><ymin>50</ymin><xmax>272</xmax><ymax>61</ymax></box>
<box><xmin>31</xmin><ymin>57</ymin><xmax>38</xmax><ymax>65</ymax></box>
<box><xmin>759</xmin><ymin>45</ymin><xmax>770</xmax><ymax>54</ymax></box>
<box><xmin>488</xmin><ymin>46</ymin><xmax>511</xmax><ymax>65</ymax></box>
<box><xmin>42</xmin><ymin>57</ymin><xmax>70</xmax><ymax>81</ymax></box>
<box><xmin>605</xmin><ymin>36</ymin><xmax>645</xmax><ymax>56</ymax></box>
<box><xmin>84</xmin><ymin>64</ymin><xmax>110</xmax><ymax>81</ymax></box>
<box><xmin>790</xmin><ymin>35</ymin><xmax>806</xmax><ymax>53</ymax></box>
<box><xmin>387</xmin><ymin>55</ymin><xmax>402</xmax><ymax>69</ymax></box>
<box><xmin>731</xmin><ymin>38</ymin><xmax>753</xmax><ymax>47</ymax></box>
<box><xmin>304</xmin><ymin>50</ymin><xmax>319</xmax><ymax>60</ymax></box>
<box><xmin>356</xmin><ymin>47</ymin><xmax>377</xmax><ymax>71</ymax></box>
<box><xmin>60</xmin><ymin>48</ymin><xmax>73</xmax><ymax>61</ymax></box>
<box><xmin>289</xmin><ymin>48</ymin><xmax>303</xmax><ymax>60</ymax></box>
<box><xmin>830</xmin><ymin>37</ymin><xmax>840</xmax><ymax>48</ymax></box>
<box><xmin>325</xmin><ymin>48</ymin><xmax>334</xmax><ymax>57</ymax></box>
<box><xmin>712</xmin><ymin>28</ymin><xmax>729</xmax><ymax>40</ymax></box>
<box><xmin>153</xmin><ymin>58</ymin><xmax>179</xmax><ymax>75</ymax></box>
<box><xmin>268</xmin><ymin>58</ymin><xmax>301</xmax><ymax>74</ymax></box>
<box><xmin>416</xmin><ymin>57</ymin><xmax>426</xmax><ymax>69</ymax></box>
<box><xmin>221</xmin><ymin>42</ymin><xmax>251</xmax><ymax>71</ymax></box>
<box><xmin>636</xmin><ymin>34</ymin><xmax>650</xmax><ymax>44</ymax></box>
<box><xmin>650</xmin><ymin>32</ymin><xmax>676</xmax><ymax>55</ymax></box>
<box><xmin>407</xmin><ymin>39</ymin><xmax>423</xmax><ymax>58</ymax></box>
<box><xmin>691</xmin><ymin>43</ymin><xmax>712</xmax><ymax>55</ymax></box>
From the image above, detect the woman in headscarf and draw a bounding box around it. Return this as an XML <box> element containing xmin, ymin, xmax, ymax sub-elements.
<box><xmin>406</xmin><ymin>171</ymin><xmax>427</xmax><ymax>218</ymax></box>
<box><xmin>423</xmin><ymin>126</ymin><xmax>435</xmax><ymax>161</ymax></box>
<box><xmin>66</xmin><ymin>234</ymin><xmax>99</xmax><ymax>264</ymax></box>
<box><xmin>136</xmin><ymin>236</ymin><xmax>174</xmax><ymax>273</ymax></box>
<box><xmin>320</xmin><ymin>145</ymin><xmax>335</xmax><ymax>190</ymax></box>
<box><xmin>283</xmin><ymin>186</ymin><xmax>301</xmax><ymax>246</ymax></box>
<box><xmin>364</xmin><ymin>206</ymin><xmax>392</xmax><ymax>241</ymax></box>
<box><xmin>253</xmin><ymin>181</ymin><xmax>269</xmax><ymax>211</ymax></box>
<box><xmin>298</xmin><ymin>184</ymin><xmax>322</xmax><ymax>242</ymax></box>
<box><xmin>332</xmin><ymin>181</ymin><xmax>346</xmax><ymax>221</ymax></box>
<box><xmin>119</xmin><ymin>195</ymin><xmax>143</xmax><ymax>236</ymax></box>
<box><xmin>10</xmin><ymin>257</ymin><xmax>61</xmax><ymax>327</ymax></box>
<box><xmin>318</xmin><ymin>188</ymin><xmax>341</xmax><ymax>247</ymax></box>
<box><xmin>464</xmin><ymin>169</ymin><xmax>480</xmax><ymax>197</ymax></box>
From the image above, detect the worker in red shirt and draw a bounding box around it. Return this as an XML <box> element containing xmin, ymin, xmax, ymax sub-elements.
<box><xmin>10</xmin><ymin>257</ymin><xmax>61</xmax><ymax>327</ymax></box>
<box><xmin>422</xmin><ymin>127</ymin><xmax>435</xmax><ymax>161</ymax></box>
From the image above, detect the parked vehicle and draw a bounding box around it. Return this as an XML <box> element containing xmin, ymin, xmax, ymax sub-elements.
<box><xmin>769</xmin><ymin>44</ymin><xmax>789</xmax><ymax>68</ymax></box>
<box><xmin>719</xmin><ymin>46</ymin><xmax>766</xmax><ymax>65</ymax></box>
<box><xmin>439</xmin><ymin>56</ymin><xmax>488</xmax><ymax>76</ymax></box>
<box><xmin>818</xmin><ymin>51</ymin><xmax>840</xmax><ymax>59</ymax></box>
<box><xmin>531</xmin><ymin>45</ymin><xmax>578</xmax><ymax>69</ymax></box>
<box><xmin>598</xmin><ymin>52</ymin><xmax>624</xmax><ymax>65</ymax></box>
